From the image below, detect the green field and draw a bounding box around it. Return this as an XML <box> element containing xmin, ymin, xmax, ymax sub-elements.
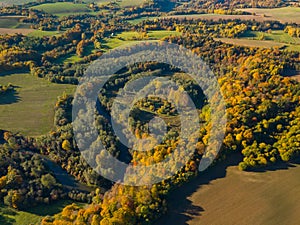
<box><xmin>0</xmin><ymin>16</ymin><xmax>31</xmax><ymax>29</ymax></box>
<box><xmin>127</xmin><ymin>16</ymin><xmax>158</xmax><ymax>25</ymax></box>
<box><xmin>240</xmin><ymin>7</ymin><xmax>300</xmax><ymax>24</ymax></box>
<box><xmin>27</xmin><ymin>30</ymin><xmax>61</xmax><ymax>37</ymax></box>
<box><xmin>241</xmin><ymin>30</ymin><xmax>300</xmax><ymax>45</ymax></box>
<box><xmin>0</xmin><ymin>73</ymin><xmax>75</xmax><ymax>136</ymax></box>
<box><xmin>216</xmin><ymin>30</ymin><xmax>300</xmax><ymax>52</ymax></box>
<box><xmin>156</xmin><ymin>156</ymin><xmax>300</xmax><ymax>225</ymax></box>
<box><xmin>101</xmin><ymin>30</ymin><xmax>181</xmax><ymax>49</ymax></box>
<box><xmin>0</xmin><ymin>200</ymin><xmax>85</xmax><ymax>225</ymax></box>
<box><xmin>31</xmin><ymin>2</ymin><xmax>91</xmax><ymax>17</ymax></box>
<box><xmin>0</xmin><ymin>17</ymin><xmax>20</xmax><ymax>29</ymax></box>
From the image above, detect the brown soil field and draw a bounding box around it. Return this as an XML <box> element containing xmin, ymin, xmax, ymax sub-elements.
<box><xmin>215</xmin><ymin>37</ymin><xmax>285</xmax><ymax>48</ymax></box>
<box><xmin>164</xmin><ymin>14</ymin><xmax>271</xmax><ymax>22</ymax></box>
<box><xmin>0</xmin><ymin>28</ymin><xmax>34</xmax><ymax>35</ymax></box>
<box><xmin>155</xmin><ymin>154</ymin><xmax>300</xmax><ymax>225</ymax></box>
<box><xmin>164</xmin><ymin>7</ymin><xmax>300</xmax><ymax>24</ymax></box>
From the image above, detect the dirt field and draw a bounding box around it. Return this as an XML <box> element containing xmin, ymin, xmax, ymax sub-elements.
<box><xmin>0</xmin><ymin>28</ymin><xmax>34</xmax><ymax>35</ymax></box>
<box><xmin>164</xmin><ymin>14</ymin><xmax>271</xmax><ymax>22</ymax></box>
<box><xmin>215</xmin><ymin>37</ymin><xmax>285</xmax><ymax>48</ymax></box>
<box><xmin>155</xmin><ymin>154</ymin><xmax>300</xmax><ymax>225</ymax></box>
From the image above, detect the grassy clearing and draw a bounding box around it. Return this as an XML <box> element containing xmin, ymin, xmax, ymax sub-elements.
<box><xmin>127</xmin><ymin>16</ymin><xmax>158</xmax><ymax>25</ymax></box>
<box><xmin>240</xmin><ymin>7</ymin><xmax>300</xmax><ymax>24</ymax></box>
<box><xmin>156</xmin><ymin>156</ymin><xmax>300</xmax><ymax>225</ymax></box>
<box><xmin>102</xmin><ymin>30</ymin><xmax>181</xmax><ymax>49</ymax></box>
<box><xmin>216</xmin><ymin>30</ymin><xmax>300</xmax><ymax>52</ymax></box>
<box><xmin>0</xmin><ymin>73</ymin><xmax>75</xmax><ymax>136</ymax></box>
<box><xmin>31</xmin><ymin>2</ymin><xmax>91</xmax><ymax>17</ymax></box>
<box><xmin>27</xmin><ymin>30</ymin><xmax>61</xmax><ymax>37</ymax></box>
<box><xmin>241</xmin><ymin>30</ymin><xmax>300</xmax><ymax>45</ymax></box>
<box><xmin>0</xmin><ymin>200</ymin><xmax>85</xmax><ymax>225</ymax></box>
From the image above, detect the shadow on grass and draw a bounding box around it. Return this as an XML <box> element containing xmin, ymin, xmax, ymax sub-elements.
<box><xmin>0</xmin><ymin>88</ymin><xmax>20</xmax><ymax>105</ymax></box>
<box><xmin>24</xmin><ymin>200</ymin><xmax>74</xmax><ymax>216</ymax></box>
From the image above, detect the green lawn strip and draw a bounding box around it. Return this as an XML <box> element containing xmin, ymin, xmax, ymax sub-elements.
<box><xmin>27</xmin><ymin>30</ymin><xmax>61</xmax><ymax>37</ymax></box>
<box><xmin>0</xmin><ymin>200</ymin><xmax>85</xmax><ymax>225</ymax></box>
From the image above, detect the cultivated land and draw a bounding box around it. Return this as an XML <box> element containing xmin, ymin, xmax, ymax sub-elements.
<box><xmin>31</xmin><ymin>2</ymin><xmax>91</xmax><ymax>17</ymax></box>
<box><xmin>240</xmin><ymin>7</ymin><xmax>300</xmax><ymax>24</ymax></box>
<box><xmin>241</xmin><ymin>30</ymin><xmax>300</xmax><ymax>44</ymax></box>
<box><xmin>0</xmin><ymin>73</ymin><xmax>75</xmax><ymax>136</ymax></box>
<box><xmin>156</xmin><ymin>155</ymin><xmax>300</xmax><ymax>225</ymax></box>
<box><xmin>164</xmin><ymin>7</ymin><xmax>300</xmax><ymax>24</ymax></box>
<box><xmin>118</xmin><ymin>0</ymin><xmax>146</xmax><ymax>7</ymax></box>
<box><xmin>0</xmin><ymin>28</ymin><xmax>34</xmax><ymax>35</ymax></box>
<box><xmin>216</xmin><ymin>30</ymin><xmax>300</xmax><ymax>52</ymax></box>
<box><xmin>0</xmin><ymin>16</ymin><xmax>33</xmax><ymax>35</ymax></box>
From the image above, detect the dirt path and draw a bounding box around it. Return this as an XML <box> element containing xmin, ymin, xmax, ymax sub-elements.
<box><xmin>155</xmin><ymin>154</ymin><xmax>300</xmax><ymax>225</ymax></box>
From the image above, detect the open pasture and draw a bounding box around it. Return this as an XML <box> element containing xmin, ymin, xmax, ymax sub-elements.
<box><xmin>31</xmin><ymin>2</ymin><xmax>91</xmax><ymax>17</ymax></box>
<box><xmin>0</xmin><ymin>73</ymin><xmax>75</xmax><ymax>136</ymax></box>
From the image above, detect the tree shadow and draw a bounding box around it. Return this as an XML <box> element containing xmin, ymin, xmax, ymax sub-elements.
<box><xmin>154</xmin><ymin>152</ymin><xmax>243</xmax><ymax>225</ymax></box>
<box><xmin>249</xmin><ymin>157</ymin><xmax>300</xmax><ymax>173</ymax></box>
<box><xmin>155</xmin><ymin>152</ymin><xmax>300</xmax><ymax>225</ymax></box>
<box><xmin>0</xmin><ymin>87</ymin><xmax>20</xmax><ymax>105</ymax></box>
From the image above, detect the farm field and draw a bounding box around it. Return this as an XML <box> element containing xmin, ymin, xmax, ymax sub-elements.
<box><xmin>117</xmin><ymin>0</ymin><xmax>146</xmax><ymax>7</ymax></box>
<box><xmin>0</xmin><ymin>16</ymin><xmax>33</xmax><ymax>35</ymax></box>
<box><xmin>0</xmin><ymin>28</ymin><xmax>34</xmax><ymax>35</ymax></box>
<box><xmin>240</xmin><ymin>30</ymin><xmax>300</xmax><ymax>45</ymax></box>
<box><xmin>215</xmin><ymin>37</ymin><xmax>286</xmax><ymax>48</ymax></box>
<box><xmin>217</xmin><ymin>38</ymin><xmax>300</xmax><ymax>52</ymax></box>
<box><xmin>31</xmin><ymin>2</ymin><xmax>91</xmax><ymax>17</ymax></box>
<box><xmin>127</xmin><ymin>16</ymin><xmax>158</xmax><ymax>24</ymax></box>
<box><xmin>155</xmin><ymin>155</ymin><xmax>300</xmax><ymax>225</ymax></box>
<box><xmin>164</xmin><ymin>7</ymin><xmax>300</xmax><ymax>24</ymax></box>
<box><xmin>216</xmin><ymin>30</ymin><xmax>300</xmax><ymax>52</ymax></box>
<box><xmin>0</xmin><ymin>17</ymin><xmax>21</xmax><ymax>29</ymax></box>
<box><xmin>0</xmin><ymin>73</ymin><xmax>75</xmax><ymax>136</ymax></box>
<box><xmin>240</xmin><ymin>7</ymin><xmax>300</xmax><ymax>24</ymax></box>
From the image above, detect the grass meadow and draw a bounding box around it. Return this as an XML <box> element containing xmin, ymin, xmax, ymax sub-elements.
<box><xmin>31</xmin><ymin>2</ymin><xmax>91</xmax><ymax>17</ymax></box>
<box><xmin>216</xmin><ymin>30</ymin><xmax>300</xmax><ymax>52</ymax></box>
<box><xmin>240</xmin><ymin>7</ymin><xmax>300</xmax><ymax>24</ymax></box>
<box><xmin>0</xmin><ymin>73</ymin><xmax>75</xmax><ymax>136</ymax></box>
<box><xmin>101</xmin><ymin>30</ymin><xmax>181</xmax><ymax>49</ymax></box>
<box><xmin>0</xmin><ymin>200</ymin><xmax>85</xmax><ymax>225</ymax></box>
